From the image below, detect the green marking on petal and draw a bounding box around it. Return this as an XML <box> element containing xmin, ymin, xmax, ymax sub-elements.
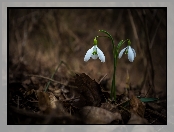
<box><xmin>125</xmin><ymin>48</ymin><xmax>128</xmax><ymax>54</ymax></box>
<box><xmin>92</xmin><ymin>51</ymin><xmax>97</xmax><ymax>55</ymax></box>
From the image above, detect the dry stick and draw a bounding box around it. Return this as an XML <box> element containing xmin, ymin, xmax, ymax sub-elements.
<box><xmin>149</xmin><ymin>9</ymin><xmax>158</xmax><ymax>36</ymax></box>
<box><xmin>133</xmin><ymin>10</ymin><xmax>156</xmax><ymax>97</ymax></box>
<box><xmin>53</xmin><ymin>10</ymin><xmax>63</xmax><ymax>46</ymax></box>
<box><xmin>149</xmin><ymin>15</ymin><xmax>163</xmax><ymax>49</ymax></box>
<box><xmin>118</xmin><ymin>105</ymin><xmax>130</xmax><ymax>114</ymax></box>
<box><xmin>26</xmin><ymin>74</ymin><xmax>77</xmax><ymax>89</ymax></box>
<box><xmin>44</xmin><ymin>61</ymin><xmax>76</xmax><ymax>92</ymax></box>
<box><xmin>98</xmin><ymin>73</ymin><xmax>108</xmax><ymax>84</ymax></box>
<box><xmin>127</xmin><ymin>9</ymin><xmax>141</xmax><ymax>53</ymax></box>
<box><xmin>133</xmin><ymin>10</ymin><xmax>148</xmax><ymax>93</ymax></box>
<box><xmin>128</xmin><ymin>10</ymin><xmax>149</xmax><ymax>93</ymax></box>
<box><xmin>116</xmin><ymin>99</ymin><xmax>130</xmax><ymax>107</ymax></box>
<box><xmin>142</xmin><ymin>10</ymin><xmax>155</xmax><ymax>94</ymax></box>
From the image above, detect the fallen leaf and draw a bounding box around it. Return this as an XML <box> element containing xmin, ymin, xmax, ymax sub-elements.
<box><xmin>130</xmin><ymin>95</ymin><xmax>146</xmax><ymax>117</ymax></box>
<box><xmin>37</xmin><ymin>91</ymin><xmax>51</xmax><ymax>114</ymax></box>
<box><xmin>127</xmin><ymin>111</ymin><xmax>148</xmax><ymax>124</ymax></box>
<box><xmin>49</xmin><ymin>92</ymin><xmax>58</xmax><ymax>109</ymax></box>
<box><xmin>79</xmin><ymin>106</ymin><xmax>122</xmax><ymax>124</ymax></box>
<box><xmin>74</xmin><ymin>73</ymin><xmax>102</xmax><ymax>106</ymax></box>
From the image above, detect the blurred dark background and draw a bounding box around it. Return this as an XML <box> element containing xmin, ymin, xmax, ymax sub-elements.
<box><xmin>8</xmin><ymin>8</ymin><xmax>167</xmax><ymax>101</ymax></box>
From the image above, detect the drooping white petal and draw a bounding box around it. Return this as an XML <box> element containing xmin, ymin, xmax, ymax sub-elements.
<box><xmin>118</xmin><ymin>47</ymin><xmax>127</xmax><ymax>59</ymax></box>
<box><xmin>128</xmin><ymin>46</ymin><xmax>134</xmax><ymax>62</ymax></box>
<box><xmin>96</xmin><ymin>46</ymin><xmax>105</xmax><ymax>62</ymax></box>
<box><xmin>132</xmin><ymin>48</ymin><xmax>136</xmax><ymax>57</ymax></box>
<box><xmin>84</xmin><ymin>47</ymin><xmax>93</xmax><ymax>62</ymax></box>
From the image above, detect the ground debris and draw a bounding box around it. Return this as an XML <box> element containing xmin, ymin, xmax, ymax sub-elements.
<box><xmin>79</xmin><ymin>106</ymin><xmax>122</xmax><ymax>124</ymax></box>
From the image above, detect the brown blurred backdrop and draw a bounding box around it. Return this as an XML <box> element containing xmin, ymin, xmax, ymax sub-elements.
<box><xmin>8</xmin><ymin>8</ymin><xmax>167</xmax><ymax>100</ymax></box>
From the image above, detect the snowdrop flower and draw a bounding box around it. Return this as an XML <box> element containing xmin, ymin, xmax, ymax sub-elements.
<box><xmin>84</xmin><ymin>37</ymin><xmax>105</xmax><ymax>62</ymax></box>
<box><xmin>118</xmin><ymin>46</ymin><xmax>136</xmax><ymax>62</ymax></box>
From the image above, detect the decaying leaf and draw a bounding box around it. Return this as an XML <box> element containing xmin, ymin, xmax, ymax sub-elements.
<box><xmin>37</xmin><ymin>91</ymin><xmax>51</xmax><ymax>114</ymax></box>
<box><xmin>79</xmin><ymin>106</ymin><xmax>122</xmax><ymax>124</ymax></box>
<box><xmin>49</xmin><ymin>92</ymin><xmax>58</xmax><ymax>109</ymax></box>
<box><xmin>127</xmin><ymin>111</ymin><xmax>149</xmax><ymax>124</ymax></box>
<box><xmin>130</xmin><ymin>95</ymin><xmax>146</xmax><ymax>117</ymax></box>
<box><xmin>74</xmin><ymin>73</ymin><xmax>102</xmax><ymax>106</ymax></box>
<box><xmin>100</xmin><ymin>102</ymin><xmax>118</xmax><ymax>113</ymax></box>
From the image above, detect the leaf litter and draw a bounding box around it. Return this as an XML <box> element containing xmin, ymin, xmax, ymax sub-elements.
<box><xmin>8</xmin><ymin>61</ymin><xmax>166</xmax><ymax>125</ymax></box>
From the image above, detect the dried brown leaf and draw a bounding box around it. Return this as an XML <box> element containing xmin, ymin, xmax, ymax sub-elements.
<box><xmin>74</xmin><ymin>73</ymin><xmax>102</xmax><ymax>106</ymax></box>
<box><xmin>127</xmin><ymin>111</ymin><xmax>148</xmax><ymax>124</ymax></box>
<box><xmin>49</xmin><ymin>92</ymin><xmax>58</xmax><ymax>109</ymax></box>
<box><xmin>79</xmin><ymin>106</ymin><xmax>122</xmax><ymax>124</ymax></box>
<box><xmin>130</xmin><ymin>95</ymin><xmax>146</xmax><ymax>117</ymax></box>
<box><xmin>37</xmin><ymin>91</ymin><xmax>51</xmax><ymax>114</ymax></box>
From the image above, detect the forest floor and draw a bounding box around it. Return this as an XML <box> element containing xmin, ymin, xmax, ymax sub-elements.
<box><xmin>8</xmin><ymin>9</ymin><xmax>167</xmax><ymax>125</ymax></box>
<box><xmin>8</xmin><ymin>60</ymin><xmax>166</xmax><ymax>125</ymax></box>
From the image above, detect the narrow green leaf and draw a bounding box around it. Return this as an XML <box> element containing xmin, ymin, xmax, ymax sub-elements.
<box><xmin>137</xmin><ymin>97</ymin><xmax>159</xmax><ymax>102</ymax></box>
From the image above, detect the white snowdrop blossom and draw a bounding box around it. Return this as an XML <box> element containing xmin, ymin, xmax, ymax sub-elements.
<box><xmin>84</xmin><ymin>45</ymin><xmax>105</xmax><ymax>62</ymax></box>
<box><xmin>118</xmin><ymin>46</ymin><xmax>136</xmax><ymax>62</ymax></box>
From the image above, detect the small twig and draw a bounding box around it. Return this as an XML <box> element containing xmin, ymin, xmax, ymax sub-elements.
<box><xmin>98</xmin><ymin>73</ymin><xmax>108</xmax><ymax>84</ymax></box>
<box><xmin>26</xmin><ymin>74</ymin><xmax>78</xmax><ymax>89</ymax></box>
<box><xmin>150</xmin><ymin>15</ymin><xmax>163</xmax><ymax>49</ymax></box>
<box><xmin>142</xmin><ymin>10</ymin><xmax>155</xmax><ymax>90</ymax></box>
<box><xmin>149</xmin><ymin>9</ymin><xmax>158</xmax><ymax>35</ymax></box>
<box><xmin>127</xmin><ymin>9</ymin><xmax>141</xmax><ymax>52</ymax></box>
<box><xmin>116</xmin><ymin>99</ymin><xmax>130</xmax><ymax>107</ymax></box>
<box><xmin>118</xmin><ymin>105</ymin><xmax>130</xmax><ymax>114</ymax></box>
<box><xmin>62</xmin><ymin>96</ymin><xmax>80</xmax><ymax>102</ymax></box>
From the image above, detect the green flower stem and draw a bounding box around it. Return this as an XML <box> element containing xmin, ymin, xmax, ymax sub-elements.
<box><xmin>98</xmin><ymin>30</ymin><xmax>130</xmax><ymax>101</ymax></box>
<box><xmin>112</xmin><ymin>49</ymin><xmax>117</xmax><ymax>100</ymax></box>
<box><xmin>98</xmin><ymin>30</ymin><xmax>117</xmax><ymax>101</ymax></box>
